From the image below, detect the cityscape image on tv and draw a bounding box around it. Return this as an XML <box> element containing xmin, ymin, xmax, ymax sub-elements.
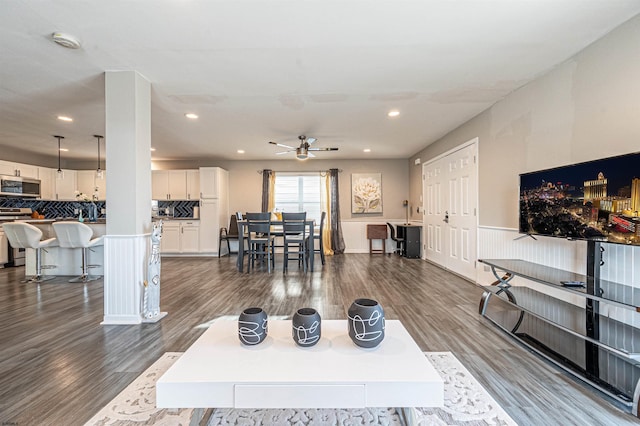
<box><xmin>519</xmin><ymin>152</ymin><xmax>640</xmax><ymax>246</ymax></box>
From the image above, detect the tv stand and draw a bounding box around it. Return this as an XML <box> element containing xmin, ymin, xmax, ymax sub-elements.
<box><xmin>478</xmin><ymin>254</ymin><xmax>640</xmax><ymax>416</ymax></box>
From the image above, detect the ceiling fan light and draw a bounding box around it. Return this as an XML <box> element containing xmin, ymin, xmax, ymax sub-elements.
<box><xmin>296</xmin><ymin>147</ymin><xmax>308</xmax><ymax>160</ymax></box>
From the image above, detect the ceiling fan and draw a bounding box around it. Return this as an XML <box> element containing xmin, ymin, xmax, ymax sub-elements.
<box><xmin>269</xmin><ymin>135</ymin><xmax>338</xmax><ymax>160</ymax></box>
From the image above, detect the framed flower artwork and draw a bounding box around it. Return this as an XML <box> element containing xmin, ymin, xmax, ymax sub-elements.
<box><xmin>351</xmin><ymin>173</ymin><xmax>382</xmax><ymax>214</ymax></box>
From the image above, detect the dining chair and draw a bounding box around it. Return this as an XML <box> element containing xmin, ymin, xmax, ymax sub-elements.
<box><xmin>313</xmin><ymin>211</ymin><xmax>326</xmax><ymax>265</ymax></box>
<box><xmin>218</xmin><ymin>214</ymin><xmax>240</xmax><ymax>257</ymax></box>
<box><xmin>245</xmin><ymin>212</ymin><xmax>275</xmax><ymax>273</ymax></box>
<box><xmin>281</xmin><ymin>212</ymin><xmax>309</xmax><ymax>273</ymax></box>
<box><xmin>386</xmin><ymin>222</ymin><xmax>405</xmax><ymax>256</ymax></box>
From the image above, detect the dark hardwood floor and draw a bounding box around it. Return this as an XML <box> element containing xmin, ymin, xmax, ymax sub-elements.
<box><xmin>0</xmin><ymin>254</ymin><xmax>637</xmax><ymax>425</ymax></box>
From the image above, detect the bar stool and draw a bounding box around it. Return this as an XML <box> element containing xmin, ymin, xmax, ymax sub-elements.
<box><xmin>52</xmin><ymin>222</ymin><xmax>104</xmax><ymax>282</ymax></box>
<box><xmin>2</xmin><ymin>222</ymin><xmax>58</xmax><ymax>283</ymax></box>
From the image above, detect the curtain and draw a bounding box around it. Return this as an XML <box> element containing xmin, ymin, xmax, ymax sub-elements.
<box><xmin>261</xmin><ymin>169</ymin><xmax>275</xmax><ymax>212</ymax></box>
<box><xmin>321</xmin><ymin>173</ymin><xmax>334</xmax><ymax>255</ymax></box>
<box><xmin>329</xmin><ymin>168</ymin><xmax>345</xmax><ymax>254</ymax></box>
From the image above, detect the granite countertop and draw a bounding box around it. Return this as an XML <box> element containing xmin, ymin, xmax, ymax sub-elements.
<box><xmin>19</xmin><ymin>218</ymin><xmax>107</xmax><ymax>224</ymax></box>
<box><xmin>153</xmin><ymin>217</ymin><xmax>199</xmax><ymax>221</ymax></box>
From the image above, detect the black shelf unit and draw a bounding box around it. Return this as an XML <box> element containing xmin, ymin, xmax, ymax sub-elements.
<box><xmin>479</xmin><ymin>253</ymin><xmax>640</xmax><ymax>415</ymax></box>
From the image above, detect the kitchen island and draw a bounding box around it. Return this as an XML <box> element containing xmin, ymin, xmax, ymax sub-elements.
<box><xmin>18</xmin><ymin>219</ymin><xmax>106</xmax><ymax>278</ymax></box>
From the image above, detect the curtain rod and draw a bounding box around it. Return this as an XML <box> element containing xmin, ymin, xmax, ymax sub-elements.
<box><xmin>257</xmin><ymin>169</ymin><xmax>343</xmax><ymax>174</ymax></box>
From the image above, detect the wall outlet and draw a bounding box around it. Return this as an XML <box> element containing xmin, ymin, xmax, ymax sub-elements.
<box><xmin>483</xmin><ymin>265</ymin><xmax>490</xmax><ymax>272</ymax></box>
<box><xmin>101</xmin><ymin>208</ymin><xmax>106</xmax><ymax>214</ymax></box>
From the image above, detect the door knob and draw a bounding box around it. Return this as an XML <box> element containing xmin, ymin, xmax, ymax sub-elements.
<box><xmin>443</xmin><ymin>211</ymin><xmax>449</xmax><ymax>223</ymax></box>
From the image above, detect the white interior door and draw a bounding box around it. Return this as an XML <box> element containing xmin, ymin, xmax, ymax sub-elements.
<box><xmin>423</xmin><ymin>140</ymin><xmax>478</xmax><ymax>281</ymax></box>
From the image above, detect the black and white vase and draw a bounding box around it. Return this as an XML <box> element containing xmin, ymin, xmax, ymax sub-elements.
<box><xmin>238</xmin><ymin>307</ymin><xmax>268</xmax><ymax>345</ymax></box>
<box><xmin>292</xmin><ymin>308</ymin><xmax>321</xmax><ymax>347</ymax></box>
<box><xmin>347</xmin><ymin>298</ymin><xmax>385</xmax><ymax>348</ymax></box>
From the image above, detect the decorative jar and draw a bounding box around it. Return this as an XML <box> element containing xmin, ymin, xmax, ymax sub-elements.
<box><xmin>292</xmin><ymin>308</ymin><xmax>321</xmax><ymax>347</ymax></box>
<box><xmin>347</xmin><ymin>298</ymin><xmax>385</xmax><ymax>348</ymax></box>
<box><xmin>238</xmin><ymin>307</ymin><xmax>268</xmax><ymax>345</ymax></box>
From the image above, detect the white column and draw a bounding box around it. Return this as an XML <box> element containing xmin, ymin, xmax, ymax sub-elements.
<box><xmin>102</xmin><ymin>71</ymin><xmax>153</xmax><ymax>325</ymax></box>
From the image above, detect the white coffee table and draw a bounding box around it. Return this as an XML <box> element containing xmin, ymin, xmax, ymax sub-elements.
<box><xmin>157</xmin><ymin>319</ymin><xmax>443</xmax><ymax>425</ymax></box>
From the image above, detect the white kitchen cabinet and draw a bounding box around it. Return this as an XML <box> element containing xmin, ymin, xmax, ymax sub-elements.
<box><xmin>186</xmin><ymin>170</ymin><xmax>200</xmax><ymax>200</ymax></box>
<box><xmin>0</xmin><ymin>161</ymin><xmax>38</xmax><ymax>178</ymax></box>
<box><xmin>0</xmin><ymin>160</ymin><xmax>14</xmax><ymax>176</ymax></box>
<box><xmin>54</xmin><ymin>169</ymin><xmax>78</xmax><ymax>200</ymax></box>
<box><xmin>181</xmin><ymin>220</ymin><xmax>200</xmax><ymax>253</ymax></box>
<box><xmin>94</xmin><ymin>172</ymin><xmax>106</xmax><ymax>200</ymax></box>
<box><xmin>152</xmin><ymin>170</ymin><xmax>169</xmax><ymax>200</ymax></box>
<box><xmin>77</xmin><ymin>170</ymin><xmax>106</xmax><ymax>200</ymax></box>
<box><xmin>38</xmin><ymin>167</ymin><xmax>55</xmax><ymax>200</ymax></box>
<box><xmin>199</xmin><ymin>167</ymin><xmax>226</xmax><ymax>199</ymax></box>
<box><xmin>14</xmin><ymin>163</ymin><xmax>39</xmax><ymax>179</ymax></box>
<box><xmin>160</xmin><ymin>221</ymin><xmax>181</xmax><ymax>253</ymax></box>
<box><xmin>160</xmin><ymin>220</ymin><xmax>200</xmax><ymax>254</ymax></box>
<box><xmin>199</xmin><ymin>199</ymin><xmax>221</xmax><ymax>253</ymax></box>
<box><xmin>168</xmin><ymin>170</ymin><xmax>187</xmax><ymax>199</ymax></box>
<box><xmin>152</xmin><ymin>170</ymin><xmax>188</xmax><ymax>200</ymax></box>
<box><xmin>77</xmin><ymin>170</ymin><xmax>97</xmax><ymax>199</ymax></box>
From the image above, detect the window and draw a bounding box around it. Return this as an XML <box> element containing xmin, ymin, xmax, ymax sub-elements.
<box><xmin>274</xmin><ymin>173</ymin><xmax>322</xmax><ymax>222</ymax></box>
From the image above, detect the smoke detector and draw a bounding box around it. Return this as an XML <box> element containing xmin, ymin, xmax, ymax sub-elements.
<box><xmin>51</xmin><ymin>32</ymin><xmax>81</xmax><ymax>49</ymax></box>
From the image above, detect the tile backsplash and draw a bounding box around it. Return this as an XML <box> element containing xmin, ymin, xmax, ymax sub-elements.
<box><xmin>157</xmin><ymin>200</ymin><xmax>199</xmax><ymax>218</ymax></box>
<box><xmin>0</xmin><ymin>198</ymin><xmax>106</xmax><ymax>219</ymax></box>
<box><xmin>0</xmin><ymin>198</ymin><xmax>200</xmax><ymax>219</ymax></box>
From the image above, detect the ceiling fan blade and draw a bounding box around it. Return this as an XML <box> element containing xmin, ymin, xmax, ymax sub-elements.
<box><xmin>306</xmin><ymin>137</ymin><xmax>317</xmax><ymax>144</ymax></box>
<box><xmin>269</xmin><ymin>141</ymin><xmax>296</xmax><ymax>149</ymax></box>
<box><xmin>307</xmin><ymin>152</ymin><xmax>316</xmax><ymax>158</ymax></box>
<box><xmin>276</xmin><ymin>151</ymin><xmax>292</xmax><ymax>155</ymax></box>
<box><xmin>308</xmin><ymin>147</ymin><xmax>339</xmax><ymax>151</ymax></box>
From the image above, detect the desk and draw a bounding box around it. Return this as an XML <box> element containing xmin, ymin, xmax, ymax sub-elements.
<box><xmin>396</xmin><ymin>224</ymin><xmax>421</xmax><ymax>258</ymax></box>
<box><xmin>236</xmin><ymin>219</ymin><xmax>315</xmax><ymax>272</ymax></box>
<box><xmin>156</xmin><ymin>320</ymin><xmax>444</xmax><ymax>424</ymax></box>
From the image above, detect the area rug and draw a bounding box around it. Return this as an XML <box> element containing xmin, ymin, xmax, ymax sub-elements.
<box><xmin>85</xmin><ymin>352</ymin><xmax>516</xmax><ymax>426</ymax></box>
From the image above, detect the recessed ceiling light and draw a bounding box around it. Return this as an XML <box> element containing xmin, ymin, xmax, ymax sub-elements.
<box><xmin>237</xmin><ymin>150</ymin><xmax>245</xmax><ymax>154</ymax></box>
<box><xmin>51</xmin><ymin>32</ymin><xmax>81</xmax><ymax>49</ymax></box>
<box><xmin>59</xmin><ymin>148</ymin><xmax>69</xmax><ymax>152</ymax></box>
<box><xmin>363</xmin><ymin>148</ymin><xmax>371</xmax><ymax>153</ymax></box>
<box><xmin>185</xmin><ymin>113</ymin><xmax>198</xmax><ymax>119</ymax></box>
<box><xmin>150</xmin><ymin>147</ymin><xmax>156</xmax><ymax>152</ymax></box>
<box><xmin>57</xmin><ymin>115</ymin><xmax>73</xmax><ymax>122</ymax></box>
<box><xmin>387</xmin><ymin>110</ymin><xmax>400</xmax><ymax>117</ymax></box>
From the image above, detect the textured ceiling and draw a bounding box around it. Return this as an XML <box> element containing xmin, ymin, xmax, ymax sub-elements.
<box><xmin>1</xmin><ymin>1</ymin><xmax>639</xmax><ymax>162</ymax></box>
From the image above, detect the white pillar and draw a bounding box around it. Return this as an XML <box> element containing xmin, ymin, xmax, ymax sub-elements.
<box><xmin>102</xmin><ymin>71</ymin><xmax>153</xmax><ymax>325</ymax></box>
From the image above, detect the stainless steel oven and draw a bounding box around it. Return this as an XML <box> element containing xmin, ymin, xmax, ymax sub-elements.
<box><xmin>0</xmin><ymin>207</ymin><xmax>33</xmax><ymax>267</ymax></box>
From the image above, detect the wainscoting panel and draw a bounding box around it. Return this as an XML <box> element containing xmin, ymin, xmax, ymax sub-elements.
<box><xmin>342</xmin><ymin>220</ymin><xmax>403</xmax><ymax>254</ymax></box>
<box><xmin>102</xmin><ymin>234</ymin><xmax>150</xmax><ymax>325</ymax></box>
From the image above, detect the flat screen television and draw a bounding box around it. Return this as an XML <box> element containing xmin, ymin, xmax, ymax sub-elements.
<box><xmin>519</xmin><ymin>152</ymin><xmax>640</xmax><ymax>246</ymax></box>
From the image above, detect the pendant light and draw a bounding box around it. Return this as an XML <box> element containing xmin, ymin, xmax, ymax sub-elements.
<box><xmin>94</xmin><ymin>135</ymin><xmax>104</xmax><ymax>178</ymax></box>
<box><xmin>54</xmin><ymin>135</ymin><xmax>65</xmax><ymax>179</ymax></box>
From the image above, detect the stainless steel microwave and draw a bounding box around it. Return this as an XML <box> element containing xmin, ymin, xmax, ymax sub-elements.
<box><xmin>0</xmin><ymin>175</ymin><xmax>41</xmax><ymax>198</ymax></box>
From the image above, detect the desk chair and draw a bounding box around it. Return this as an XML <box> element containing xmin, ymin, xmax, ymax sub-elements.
<box><xmin>2</xmin><ymin>223</ymin><xmax>58</xmax><ymax>282</ymax></box>
<box><xmin>52</xmin><ymin>222</ymin><xmax>104</xmax><ymax>282</ymax></box>
<box><xmin>282</xmin><ymin>212</ymin><xmax>309</xmax><ymax>273</ymax></box>
<box><xmin>218</xmin><ymin>214</ymin><xmax>240</xmax><ymax>257</ymax></box>
<box><xmin>246</xmin><ymin>212</ymin><xmax>275</xmax><ymax>273</ymax></box>
<box><xmin>387</xmin><ymin>222</ymin><xmax>405</xmax><ymax>256</ymax></box>
<box><xmin>313</xmin><ymin>211</ymin><xmax>326</xmax><ymax>265</ymax></box>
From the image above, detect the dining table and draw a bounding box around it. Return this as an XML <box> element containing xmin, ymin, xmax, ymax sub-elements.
<box><xmin>236</xmin><ymin>219</ymin><xmax>315</xmax><ymax>272</ymax></box>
